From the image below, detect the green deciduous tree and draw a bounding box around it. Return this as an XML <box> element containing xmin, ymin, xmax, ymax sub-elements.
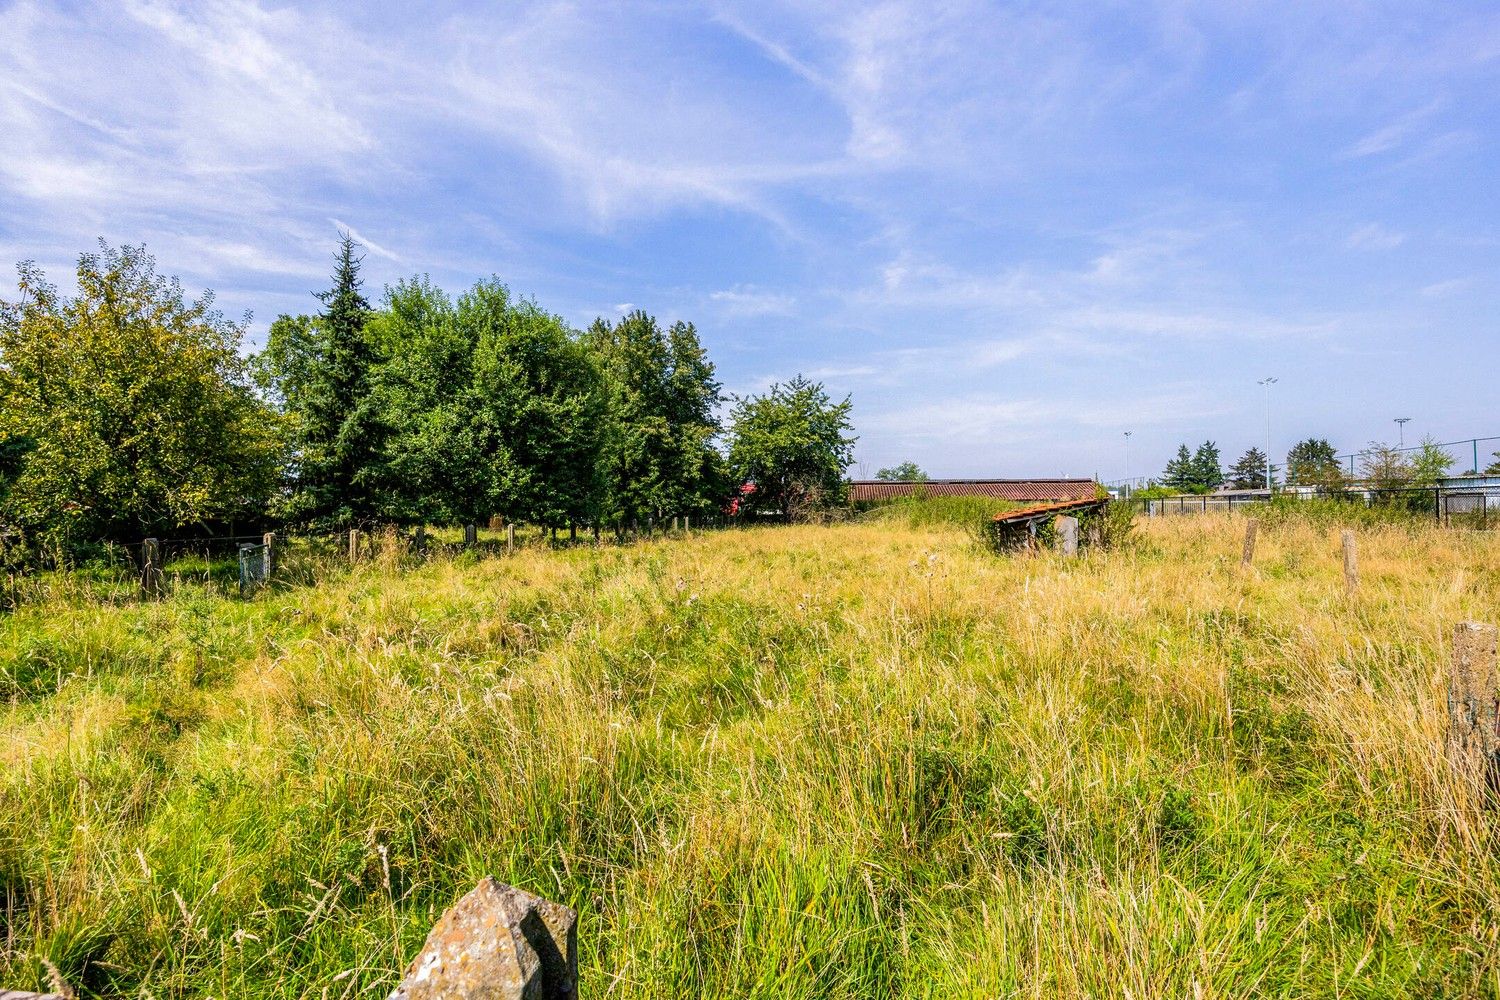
<box><xmin>1408</xmin><ymin>436</ymin><xmax>1455</xmax><ymax>486</ymax></box>
<box><xmin>726</xmin><ymin>375</ymin><xmax>856</xmax><ymax>520</ymax></box>
<box><xmin>362</xmin><ymin>277</ymin><xmax>479</xmax><ymax>525</ymax></box>
<box><xmin>1359</xmin><ymin>441</ymin><xmax>1409</xmax><ymax>490</ymax></box>
<box><xmin>0</xmin><ymin>243</ymin><xmax>283</xmax><ymax>548</ymax></box>
<box><xmin>1227</xmin><ymin>447</ymin><xmax>1268</xmax><ymax>489</ymax></box>
<box><xmin>875</xmin><ymin>461</ymin><xmax>928</xmax><ymax>481</ymax></box>
<box><xmin>465</xmin><ymin>284</ymin><xmax>607</xmax><ymax>529</ymax></box>
<box><xmin>1286</xmin><ymin>438</ymin><xmax>1342</xmax><ymax>485</ymax></box>
<box><xmin>585</xmin><ymin>311</ymin><xmax>723</xmax><ymax>528</ymax></box>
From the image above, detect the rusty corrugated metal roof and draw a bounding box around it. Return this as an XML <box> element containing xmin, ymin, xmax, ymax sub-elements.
<box><xmin>991</xmin><ymin>497</ymin><xmax>1106</xmax><ymax>524</ymax></box>
<box><xmin>849</xmin><ymin>479</ymin><xmax>1098</xmax><ymax>503</ymax></box>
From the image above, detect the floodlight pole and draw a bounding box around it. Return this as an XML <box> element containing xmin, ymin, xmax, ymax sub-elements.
<box><xmin>1394</xmin><ymin>417</ymin><xmax>1410</xmax><ymax>449</ymax></box>
<box><xmin>1123</xmin><ymin>431</ymin><xmax>1132</xmax><ymax>495</ymax></box>
<box><xmin>1258</xmin><ymin>377</ymin><xmax>1277</xmax><ymax>491</ymax></box>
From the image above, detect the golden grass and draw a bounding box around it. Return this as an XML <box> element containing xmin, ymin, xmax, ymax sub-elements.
<box><xmin>1</xmin><ymin>513</ymin><xmax>1498</xmax><ymax>997</ymax></box>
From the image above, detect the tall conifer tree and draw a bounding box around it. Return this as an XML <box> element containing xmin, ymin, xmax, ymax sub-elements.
<box><xmin>289</xmin><ymin>235</ymin><xmax>381</xmax><ymax>527</ymax></box>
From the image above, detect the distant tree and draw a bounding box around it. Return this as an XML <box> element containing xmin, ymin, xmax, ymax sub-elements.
<box><xmin>1227</xmin><ymin>447</ymin><xmax>1268</xmax><ymax>490</ymax></box>
<box><xmin>876</xmin><ymin>461</ymin><xmax>928</xmax><ymax>481</ymax></box>
<box><xmin>1190</xmin><ymin>441</ymin><xmax>1223</xmax><ymax>490</ymax></box>
<box><xmin>284</xmin><ymin>235</ymin><xmax>383</xmax><ymax>528</ymax></box>
<box><xmin>1162</xmin><ymin>445</ymin><xmax>1194</xmax><ymax>492</ymax></box>
<box><xmin>1408</xmin><ymin>436</ymin><xmax>1455</xmax><ymax>486</ymax></box>
<box><xmin>1286</xmin><ymin>438</ymin><xmax>1342</xmax><ymax>485</ymax></box>
<box><xmin>726</xmin><ymin>375</ymin><xmax>856</xmax><ymax>521</ymax></box>
<box><xmin>1486</xmin><ymin>452</ymin><xmax>1500</xmax><ymax>475</ymax></box>
<box><xmin>1359</xmin><ymin>441</ymin><xmax>1410</xmax><ymax>490</ymax></box>
<box><xmin>0</xmin><ymin>242</ymin><xmax>283</xmax><ymax>547</ymax></box>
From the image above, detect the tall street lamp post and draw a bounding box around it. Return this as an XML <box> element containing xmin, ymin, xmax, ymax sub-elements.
<box><xmin>1258</xmin><ymin>377</ymin><xmax>1277</xmax><ymax>490</ymax></box>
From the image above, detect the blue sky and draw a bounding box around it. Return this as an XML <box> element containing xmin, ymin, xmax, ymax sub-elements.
<box><xmin>2</xmin><ymin>1</ymin><xmax>1498</xmax><ymax>480</ymax></box>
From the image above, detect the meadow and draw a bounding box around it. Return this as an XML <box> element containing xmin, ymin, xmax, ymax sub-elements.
<box><xmin>2</xmin><ymin>510</ymin><xmax>1498</xmax><ymax>997</ymax></box>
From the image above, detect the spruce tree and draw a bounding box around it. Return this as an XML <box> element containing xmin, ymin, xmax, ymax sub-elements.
<box><xmin>1285</xmin><ymin>438</ymin><xmax>1341</xmax><ymax>485</ymax></box>
<box><xmin>1191</xmin><ymin>441</ymin><xmax>1223</xmax><ymax>490</ymax></box>
<box><xmin>289</xmin><ymin>235</ymin><xmax>381</xmax><ymax>527</ymax></box>
<box><xmin>1162</xmin><ymin>444</ymin><xmax>1194</xmax><ymax>491</ymax></box>
<box><xmin>1227</xmin><ymin>447</ymin><xmax>1268</xmax><ymax>489</ymax></box>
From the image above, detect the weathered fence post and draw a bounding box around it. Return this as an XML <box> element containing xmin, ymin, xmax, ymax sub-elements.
<box><xmin>464</xmin><ymin>523</ymin><xmax>478</xmax><ymax>549</ymax></box>
<box><xmin>389</xmin><ymin>878</ymin><xmax>577</xmax><ymax>1000</ymax></box>
<box><xmin>1447</xmin><ymin>621</ymin><xmax>1499</xmax><ymax>794</ymax></box>
<box><xmin>349</xmin><ymin>529</ymin><xmax>361</xmax><ymax>564</ymax></box>
<box><xmin>1341</xmin><ymin>530</ymin><xmax>1358</xmax><ymax>594</ymax></box>
<box><xmin>1056</xmin><ymin>515</ymin><xmax>1079</xmax><ymax>557</ymax></box>
<box><xmin>140</xmin><ymin>537</ymin><xmax>163</xmax><ymax>598</ymax></box>
<box><xmin>262</xmin><ymin>531</ymin><xmax>276</xmax><ymax>581</ymax></box>
<box><xmin>684</xmin><ymin>515</ymin><xmax>691</xmax><ymax>535</ymax></box>
<box><xmin>1241</xmin><ymin>520</ymin><xmax>1257</xmax><ymax>567</ymax></box>
<box><xmin>506</xmin><ymin>524</ymin><xmax>516</xmax><ymax>552</ymax></box>
<box><xmin>414</xmin><ymin>524</ymin><xmax>426</xmax><ymax>553</ymax></box>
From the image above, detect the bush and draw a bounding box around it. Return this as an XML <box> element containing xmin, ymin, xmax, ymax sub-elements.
<box><xmin>1251</xmin><ymin>493</ymin><xmax>1435</xmax><ymax>529</ymax></box>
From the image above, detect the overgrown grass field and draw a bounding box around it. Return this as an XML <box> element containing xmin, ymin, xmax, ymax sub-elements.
<box><xmin>3</xmin><ymin>513</ymin><xmax>1499</xmax><ymax>997</ymax></box>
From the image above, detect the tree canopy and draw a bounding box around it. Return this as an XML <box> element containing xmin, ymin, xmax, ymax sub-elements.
<box><xmin>875</xmin><ymin>461</ymin><xmax>928</xmax><ymax>481</ymax></box>
<box><xmin>726</xmin><ymin>375</ymin><xmax>855</xmax><ymax>520</ymax></box>
<box><xmin>1286</xmin><ymin>438</ymin><xmax>1342</xmax><ymax>485</ymax></box>
<box><xmin>1161</xmin><ymin>442</ymin><xmax>1222</xmax><ymax>493</ymax></box>
<box><xmin>0</xmin><ymin>243</ymin><xmax>282</xmax><ymax>548</ymax></box>
<box><xmin>585</xmin><ymin>311</ymin><xmax>724</xmax><ymax>528</ymax></box>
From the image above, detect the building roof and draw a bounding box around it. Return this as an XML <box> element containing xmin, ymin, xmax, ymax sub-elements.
<box><xmin>849</xmin><ymin>479</ymin><xmax>1098</xmax><ymax>503</ymax></box>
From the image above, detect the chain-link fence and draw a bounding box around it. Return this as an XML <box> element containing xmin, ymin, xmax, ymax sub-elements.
<box><xmin>1136</xmin><ymin>485</ymin><xmax>1500</xmax><ymax>526</ymax></box>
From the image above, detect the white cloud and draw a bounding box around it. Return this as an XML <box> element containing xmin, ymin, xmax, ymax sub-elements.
<box><xmin>1346</xmin><ymin>223</ymin><xmax>1406</xmax><ymax>250</ymax></box>
<box><xmin>329</xmin><ymin>219</ymin><xmax>402</xmax><ymax>263</ymax></box>
<box><xmin>1420</xmin><ymin>277</ymin><xmax>1469</xmax><ymax>298</ymax></box>
<box><xmin>708</xmin><ymin>286</ymin><xmax>795</xmax><ymax>318</ymax></box>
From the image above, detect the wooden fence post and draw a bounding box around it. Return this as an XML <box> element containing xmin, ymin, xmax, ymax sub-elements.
<box><xmin>464</xmin><ymin>524</ymin><xmax>478</xmax><ymax>549</ymax></box>
<box><xmin>348</xmin><ymin>528</ymin><xmax>361</xmax><ymax>564</ymax></box>
<box><xmin>684</xmin><ymin>515</ymin><xmax>691</xmax><ymax>535</ymax></box>
<box><xmin>1341</xmin><ymin>530</ymin><xmax>1358</xmax><ymax>594</ymax></box>
<box><xmin>140</xmin><ymin>537</ymin><xmax>163</xmax><ymax>598</ymax></box>
<box><xmin>506</xmin><ymin>524</ymin><xmax>516</xmax><ymax>552</ymax></box>
<box><xmin>1241</xmin><ymin>520</ymin><xmax>1257</xmax><ymax>567</ymax></box>
<box><xmin>1056</xmin><ymin>515</ymin><xmax>1079</xmax><ymax>557</ymax></box>
<box><xmin>414</xmin><ymin>524</ymin><xmax>426</xmax><ymax>553</ymax></box>
<box><xmin>1448</xmin><ymin>621</ymin><xmax>1499</xmax><ymax>792</ymax></box>
<box><xmin>262</xmin><ymin>531</ymin><xmax>276</xmax><ymax>581</ymax></box>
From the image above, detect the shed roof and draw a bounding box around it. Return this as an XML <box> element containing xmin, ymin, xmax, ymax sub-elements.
<box><xmin>849</xmin><ymin>479</ymin><xmax>1098</xmax><ymax>503</ymax></box>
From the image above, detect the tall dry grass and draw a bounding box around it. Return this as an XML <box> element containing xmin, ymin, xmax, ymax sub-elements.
<box><xmin>1</xmin><ymin>513</ymin><xmax>1497</xmax><ymax>997</ymax></box>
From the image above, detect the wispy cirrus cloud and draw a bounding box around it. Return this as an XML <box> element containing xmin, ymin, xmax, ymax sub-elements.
<box><xmin>1</xmin><ymin>0</ymin><xmax>1497</xmax><ymax>476</ymax></box>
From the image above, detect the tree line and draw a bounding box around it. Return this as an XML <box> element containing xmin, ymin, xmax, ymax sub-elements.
<box><xmin>0</xmin><ymin>239</ymin><xmax>857</xmax><ymax>556</ymax></box>
<box><xmin>1150</xmin><ymin>435</ymin><xmax>1486</xmax><ymax>494</ymax></box>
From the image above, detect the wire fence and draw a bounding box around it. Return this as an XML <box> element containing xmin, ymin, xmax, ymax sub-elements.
<box><xmin>2</xmin><ymin>515</ymin><xmax>744</xmax><ymax>610</ymax></box>
<box><xmin>1134</xmin><ymin>484</ymin><xmax>1500</xmax><ymax>527</ymax></box>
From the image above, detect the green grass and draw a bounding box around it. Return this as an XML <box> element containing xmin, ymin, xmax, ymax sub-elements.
<box><xmin>859</xmin><ymin>494</ymin><xmax>1019</xmax><ymax>528</ymax></box>
<box><xmin>2</xmin><ymin>515</ymin><xmax>1499</xmax><ymax>997</ymax></box>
